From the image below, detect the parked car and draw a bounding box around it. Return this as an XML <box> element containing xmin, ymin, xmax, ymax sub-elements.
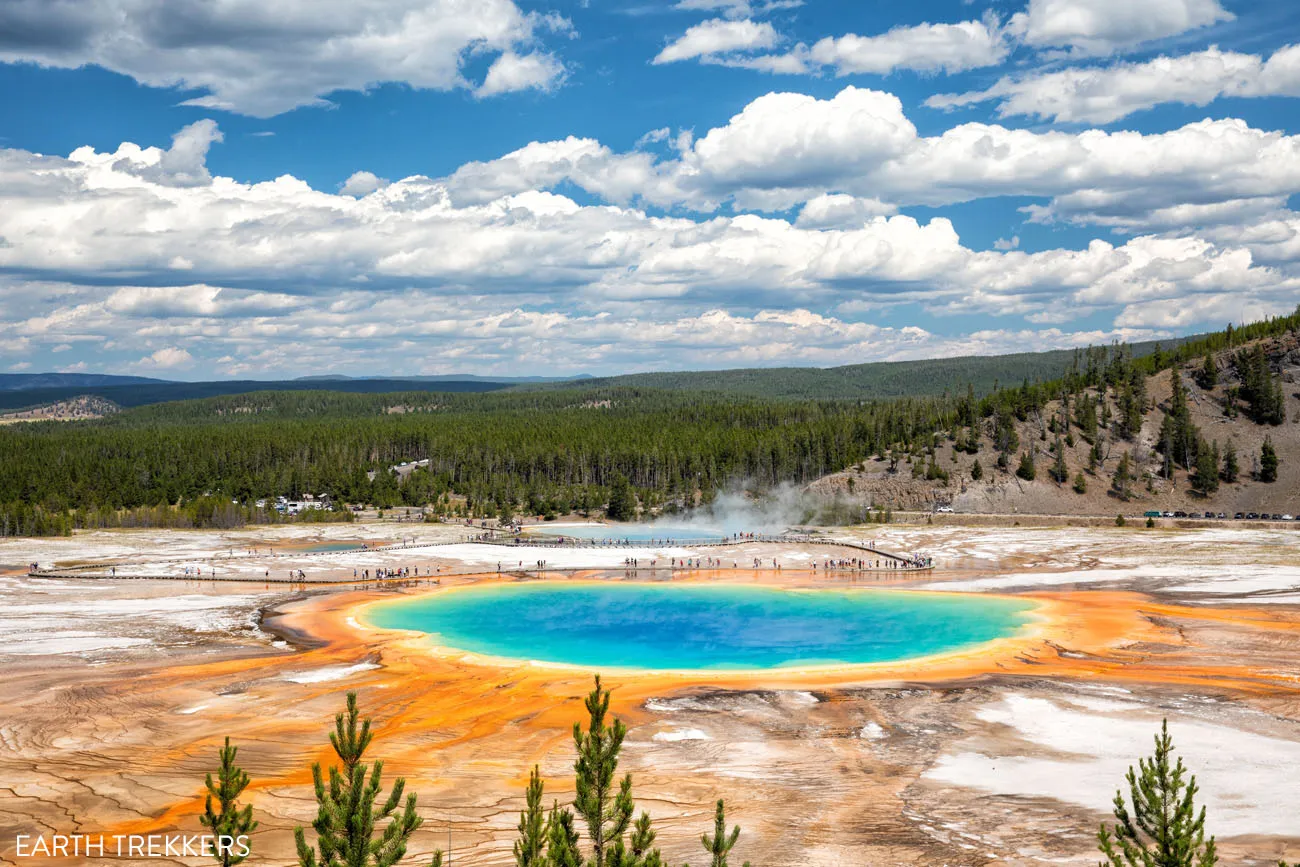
<box><xmin>1282</xmin><ymin>514</ymin><xmax>1295</xmax><ymax>521</ymax></box>
<box><xmin>1216</xmin><ymin>512</ymin><xmax>1227</xmax><ymax>519</ymax></box>
<box><xmin>1144</xmin><ymin>511</ymin><xmax>1161</xmax><ymax>518</ymax></box>
<box><xmin>936</xmin><ymin>506</ymin><xmax>954</xmax><ymax>513</ymax></box>
<box><xmin>1247</xmin><ymin>512</ymin><xmax>1260</xmax><ymax>519</ymax></box>
<box><xmin>1162</xmin><ymin>511</ymin><xmax>1174</xmax><ymax>518</ymax></box>
<box><xmin>1174</xmin><ymin>511</ymin><xmax>1188</xmax><ymax>518</ymax></box>
<box><xmin>1234</xmin><ymin>512</ymin><xmax>1245</xmax><ymax>519</ymax></box>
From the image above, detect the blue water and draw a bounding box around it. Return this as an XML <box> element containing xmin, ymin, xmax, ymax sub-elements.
<box><xmin>366</xmin><ymin>583</ymin><xmax>1034</xmax><ymax>670</ymax></box>
<box><xmin>303</xmin><ymin>542</ymin><xmax>368</xmax><ymax>553</ymax></box>
<box><xmin>531</xmin><ymin>524</ymin><xmax>728</xmax><ymax>543</ymax></box>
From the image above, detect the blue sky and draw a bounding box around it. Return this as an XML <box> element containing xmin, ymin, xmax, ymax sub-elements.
<box><xmin>0</xmin><ymin>0</ymin><xmax>1298</xmax><ymax>378</ymax></box>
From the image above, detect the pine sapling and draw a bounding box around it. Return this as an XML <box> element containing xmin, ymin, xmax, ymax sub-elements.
<box><xmin>1097</xmin><ymin>719</ymin><xmax>1217</xmax><ymax>867</ymax></box>
<box><xmin>685</xmin><ymin>800</ymin><xmax>751</xmax><ymax>867</ymax></box>
<box><xmin>544</xmin><ymin>802</ymin><xmax>581</xmax><ymax>867</ymax></box>
<box><xmin>573</xmin><ymin>675</ymin><xmax>636</xmax><ymax>867</ymax></box>
<box><xmin>294</xmin><ymin>691</ymin><xmax>443</xmax><ymax>867</ymax></box>
<box><xmin>514</xmin><ymin>766</ymin><xmax>546</xmax><ymax>867</ymax></box>
<box><xmin>200</xmin><ymin>737</ymin><xmax>258</xmax><ymax>867</ymax></box>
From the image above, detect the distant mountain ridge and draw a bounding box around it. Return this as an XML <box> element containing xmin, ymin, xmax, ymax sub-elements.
<box><xmin>0</xmin><ymin>373</ymin><xmax>169</xmax><ymax>392</ymax></box>
<box><xmin>0</xmin><ymin>333</ymin><xmax>1205</xmax><ymax>411</ymax></box>
<box><xmin>296</xmin><ymin>374</ymin><xmax>593</xmax><ymax>384</ymax></box>
<box><xmin>0</xmin><ymin>378</ymin><xmax>512</xmax><ymax>412</ymax></box>
<box><xmin>519</xmin><ymin>335</ymin><xmax>1203</xmax><ymax>400</ymax></box>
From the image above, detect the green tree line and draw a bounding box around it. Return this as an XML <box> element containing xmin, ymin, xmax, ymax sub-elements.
<box><xmin>1</xmin><ymin>309</ymin><xmax>1295</xmax><ymax>535</ymax></box>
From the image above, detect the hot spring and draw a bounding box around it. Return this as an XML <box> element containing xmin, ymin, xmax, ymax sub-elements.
<box><xmin>365</xmin><ymin>582</ymin><xmax>1035</xmax><ymax>671</ymax></box>
<box><xmin>528</xmin><ymin>523</ymin><xmax>730</xmax><ymax>543</ymax></box>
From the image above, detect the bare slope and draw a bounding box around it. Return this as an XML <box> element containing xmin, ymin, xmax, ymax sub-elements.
<box><xmin>812</xmin><ymin>332</ymin><xmax>1300</xmax><ymax>516</ymax></box>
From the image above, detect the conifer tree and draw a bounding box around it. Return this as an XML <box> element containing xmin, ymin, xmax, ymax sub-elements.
<box><xmin>1157</xmin><ymin>372</ymin><xmax>1201</xmax><ymax>473</ymax></box>
<box><xmin>1050</xmin><ymin>438</ymin><xmax>1069</xmax><ymax>484</ymax></box>
<box><xmin>610</xmin><ymin>813</ymin><xmax>664</xmax><ymax>867</ymax></box>
<box><xmin>606</xmin><ymin>477</ymin><xmax>637</xmax><ymax>522</ymax></box>
<box><xmin>1260</xmin><ymin>437</ymin><xmax>1279</xmax><ymax>483</ymax></box>
<box><xmin>544</xmin><ymin>803</ymin><xmax>582</xmax><ymax>867</ymax></box>
<box><xmin>295</xmin><ymin>692</ymin><xmax>441</xmax><ymax>867</ymax></box>
<box><xmin>1073</xmin><ymin>472</ymin><xmax>1088</xmax><ymax>494</ymax></box>
<box><xmin>1191</xmin><ymin>445</ymin><xmax>1219</xmax><ymax>496</ymax></box>
<box><xmin>1196</xmin><ymin>355</ymin><xmax>1217</xmax><ymax>390</ymax></box>
<box><xmin>1076</xmin><ymin>393</ymin><xmax>1099</xmax><ymax>442</ymax></box>
<box><xmin>1016</xmin><ymin>450</ymin><xmax>1036</xmax><ymax>481</ymax></box>
<box><xmin>200</xmin><ymin>737</ymin><xmax>258</xmax><ymax>867</ymax></box>
<box><xmin>1221</xmin><ymin>440</ymin><xmax>1239</xmax><ymax>483</ymax></box>
<box><xmin>970</xmin><ymin>459</ymin><xmax>983</xmax><ymax>481</ymax></box>
<box><xmin>572</xmin><ymin>675</ymin><xmax>643</xmax><ymax>867</ymax></box>
<box><xmin>515</xmin><ymin>766</ymin><xmax>546</xmax><ymax>867</ymax></box>
<box><xmin>691</xmin><ymin>800</ymin><xmax>750</xmax><ymax>867</ymax></box>
<box><xmin>1111</xmin><ymin>452</ymin><xmax>1133</xmax><ymax>501</ymax></box>
<box><xmin>1097</xmin><ymin>719</ymin><xmax>1217</xmax><ymax>867</ymax></box>
<box><xmin>514</xmin><ymin>677</ymin><xmax>669</xmax><ymax>867</ymax></box>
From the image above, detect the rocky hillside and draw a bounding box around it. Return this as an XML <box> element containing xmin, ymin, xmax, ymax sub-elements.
<box><xmin>811</xmin><ymin>332</ymin><xmax>1300</xmax><ymax>517</ymax></box>
<box><xmin>0</xmin><ymin>395</ymin><xmax>120</xmax><ymax>424</ymax></box>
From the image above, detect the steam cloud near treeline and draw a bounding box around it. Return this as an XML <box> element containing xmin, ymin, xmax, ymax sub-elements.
<box><xmin>654</xmin><ymin>482</ymin><xmax>812</xmax><ymax>534</ymax></box>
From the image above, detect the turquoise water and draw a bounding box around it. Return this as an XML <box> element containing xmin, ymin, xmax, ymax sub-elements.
<box><xmin>531</xmin><ymin>524</ymin><xmax>728</xmax><ymax>542</ymax></box>
<box><xmin>303</xmin><ymin>542</ymin><xmax>368</xmax><ymax>553</ymax></box>
<box><xmin>366</xmin><ymin>583</ymin><xmax>1034</xmax><ymax>671</ymax></box>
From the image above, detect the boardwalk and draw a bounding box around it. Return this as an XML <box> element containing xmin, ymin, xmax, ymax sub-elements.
<box><xmin>26</xmin><ymin>531</ymin><xmax>932</xmax><ymax>583</ymax></box>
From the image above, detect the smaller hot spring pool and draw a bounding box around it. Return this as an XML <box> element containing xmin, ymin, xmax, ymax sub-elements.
<box><xmin>302</xmin><ymin>541</ymin><xmax>369</xmax><ymax>553</ymax></box>
<box><xmin>529</xmin><ymin>524</ymin><xmax>730</xmax><ymax>543</ymax></box>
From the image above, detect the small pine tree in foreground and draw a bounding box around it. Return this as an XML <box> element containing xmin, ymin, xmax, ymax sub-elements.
<box><xmin>515</xmin><ymin>766</ymin><xmax>546</xmax><ymax>867</ymax></box>
<box><xmin>1098</xmin><ymin>719</ymin><xmax>1217</xmax><ymax>867</ymax></box>
<box><xmin>515</xmin><ymin>676</ymin><xmax>753</xmax><ymax>867</ymax></box>
<box><xmin>295</xmin><ymin>691</ymin><xmax>442</xmax><ymax>867</ymax></box>
<box><xmin>685</xmin><ymin>800</ymin><xmax>750</xmax><ymax>867</ymax></box>
<box><xmin>572</xmin><ymin>674</ymin><xmax>640</xmax><ymax>867</ymax></box>
<box><xmin>200</xmin><ymin>737</ymin><xmax>258</xmax><ymax>867</ymax></box>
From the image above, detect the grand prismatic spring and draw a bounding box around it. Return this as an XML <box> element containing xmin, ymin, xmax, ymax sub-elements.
<box><xmin>364</xmin><ymin>582</ymin><xmax>1036</xmax><ymax>670</ymax></box>
<box><xmin>3</xmin><ymin>522</ymin><xmax>1300</xmax><ymax>866</ymax></box>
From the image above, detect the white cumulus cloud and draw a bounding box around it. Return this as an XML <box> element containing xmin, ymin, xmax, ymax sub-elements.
<box><xmin>807</xmin><ymin>16</ymin><xmax>1010</xmax><ymax>76</ymax></box>
<box><xmin>0</xmin><ymin>0</ymin><xmax>572</xmax><ymax>117</ymax></box>
<box><xmin>653</xmin><ymin>18</ymin><xmax>780</xmax><ymax>64</ymax></box>
<box><xmin>135</xmin><ymin>346</ymin><xmax>195</xmax><ymax>371</ymax></box>
<box><xmin>1008</xmin><ymin>0</ymin><xmax>1232</xmax><ymax>56</ymax></box>
<box><xmin>929</xmin><ymin>44</ymin><xmax>1300</xmax><ymax>124</ymax></box>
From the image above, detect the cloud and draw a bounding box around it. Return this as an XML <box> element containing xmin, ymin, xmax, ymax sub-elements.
<box><xmin>134</xmin><ymin>346</ymin><xmax>195</xmax><ymax>370</ymax></box>
<box><xmin>659</xmin><ymin>15</ymin><xmax>1008</xmax><ymax>77</ymax></box>
<box><xmin>104</xmin><ymin>119</ymin><xmax>223</xmax><ymax>187</ymax></box>
<box><xmin>0</xmin><ymin>0</ymin><xmax>573</xmax><ymax>117</ymax></box>
<box><xmin>476</xmin><ymin>50</ymin><xmax>567</xmax><ymax>97</ymax></box>
<box><xmin>928</xmin><ymin>44</ymin><xmax>1300</xmax><ymax>124</ymax></box>
<box><xmin>341</xmin><ymin>171</ymin><xmax>391</xmax><ymax>197</ymax></box>
<box><xmin>671</xmin><ymin>0</ymin><xmax>802</xmax><ymax>19</ymax></box>
<box><xmin>653</xmin><ymin>18</ymin><xmax>779</xmax><ymax>64</ymax></box>
<box><xmin>3</xmin><ymin>104</ymin><xmax>1300</xmax><ymax>375</ymax></box>
<box><xmin>994</xmin><ymin>236</ymin><xmax>1020</xmax><ymax>251</ymax></box>
<box><xmin>795</xmin><ymin>194</ymin><xmax>898</xmax><ymax>229</ymax></box>
<box><xmin>805</xmin><ymin>16</ymin><xmax>1010</xmax><ymax>75</ymax></box>
<box><xmin>445</xmin><ymin>86</ymin><xmax>1300</xmax><ymax>232</ymax></box>
<box><xmin>1007</xmin><ymin>0</ymin><xmax>1232</xmax><ymax>56</ymax></box>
